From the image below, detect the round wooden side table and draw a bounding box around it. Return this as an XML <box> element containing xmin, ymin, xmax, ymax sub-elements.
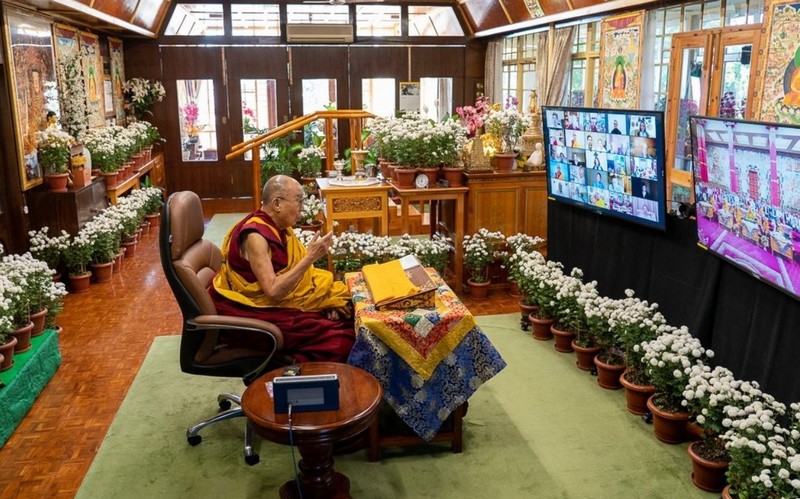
<box><xmin>241</xmin><ymin>362</ymin><xmax>382</xmax><ymax>499</ymax></box>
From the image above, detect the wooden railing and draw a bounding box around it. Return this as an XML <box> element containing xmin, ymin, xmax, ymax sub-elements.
<box><xmin>227</xmin><ymin>109</ymin><xmax>376</xmax><ymax>209</ymax></box>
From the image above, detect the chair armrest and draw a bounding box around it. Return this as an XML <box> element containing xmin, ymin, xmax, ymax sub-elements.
<box><xmin>193</xmin><ymin>314</ymin><xmax>284</xmax><ymax>350</ymax></box>
<box><xmin>190</xmin><ymin>315</ymin><xmax>285</xmax><ymax>386</ymax></box>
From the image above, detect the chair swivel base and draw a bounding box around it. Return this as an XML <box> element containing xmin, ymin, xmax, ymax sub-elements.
<box><xmin>186</xmin><ymin>392</ymin><xmax>260</xmax><ymax>466</ymax></box>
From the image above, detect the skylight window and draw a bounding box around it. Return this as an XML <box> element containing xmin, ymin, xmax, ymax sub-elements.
<box><xmin>409</xmin><ymin>6</ymin><xmax>464</xmax><ymax>37</ymax></box>
<box><xmin>356</xmin><ymin>5</ymin><xmax>401</xmax><ymax>37</ymax></box>
<box><xmin>164</xmin><ymin>3</ymin><xmax>224</xmax><ymax>36</ymax></box>
<box><xmin>286</xmin><ymin>5</ymin><xmax>350</xmax><ymax>25</ymax></box>
<box><xmin>232</xmin><ymin>4</ymin><xmax>280</xmax><ymax>36</ymax></box>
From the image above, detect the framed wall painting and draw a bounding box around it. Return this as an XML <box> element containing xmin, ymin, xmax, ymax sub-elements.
<box><xmin>79</xmin><ymin>31</ymin><xmax>105</xmax><ymax>128</ymax></box>
<box><xmin>53</xmin><ymin>23</ymin><xmax>87</xmax><ymax>138</ymax></box>
<box><xmin>598</xmin><ymin>11</ymin><xmax>645</xmax><ymax>110</ymax></box>
<box><xmin>3</xmin><ymin>7</ymin><xmax>60</xmax><ymax>190</ymax></box>
<box><xmin>399</xmin><ymin>81</ymin><xmax>420</xmax><ymax>112</ymax></box>
<box><xmin>108</xmin><ymin>37</ymin><xmax>126</xmax><ymax>124</ymax></box>
<box><xmin>753</xmin><ymin>0</ymin><xmax>800</xmax><ymax>124</ymax></box>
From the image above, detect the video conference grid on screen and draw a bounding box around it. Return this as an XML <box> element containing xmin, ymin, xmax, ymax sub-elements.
<box><xmin>542</xmin><ymin>106</ymin><xmax>666</xmax><ymax>231</ymax></box>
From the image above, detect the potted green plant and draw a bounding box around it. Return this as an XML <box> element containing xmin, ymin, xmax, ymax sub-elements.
<box><xmin>36</xmin><ymin>127</ymin><xmax>74</xmax><ymax>192</ymax></box>
<box><xmin>297</xmin><ymin>146</ymin><xmax>324</xmax><ymax>179</ymax></box>
<box><xmin>0</xmin><ymin>294</ymin><xmax>18</xmax><ymax>371</ymax></box>
<box><xmin>0</xmin><ymin>253</ymin><xmax>52</xmax><ymax>352</ymax></box>
<box><xmin>576</xmin><ymin>293</ymin><xmax>617</xmax><ymax>371</ymax></box>
<box><xmin>394</xmin><ymin>233</ymin><xmax>452</xmax><ymax>276</ymax></box>
<box><xmin>84</xmin><ymin>218</ymin><xmax>120</xmax><ymax>282</ymax></box>
<box><xmin>551</xmin><ymin>268</ymin><xmax>596</xmax><ymax>353</ymax></box>
<box><xmin>260</xmin><ymin>136</ymin><xmax>303</xmax><ymax>184</ymax></box>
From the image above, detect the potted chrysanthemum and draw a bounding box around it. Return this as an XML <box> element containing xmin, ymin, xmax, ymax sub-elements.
<box><xmin>297</xmin><ymin>195</ymin><xmax>323</xmax><ymax>232</ymax></box>
<box><xmin>462</xmin><ymin>228</ymin><xmax>505</xmax><ymax>299</ymax></box>
<box><xmin>641</xmin><ymin>326</ymin><xmax>711</xmax><ymax>444</ymax></box>
<box><xmin>36</xmin><ymin>127</ymin><xmax>74</xmax><ymax>192</ymax></box>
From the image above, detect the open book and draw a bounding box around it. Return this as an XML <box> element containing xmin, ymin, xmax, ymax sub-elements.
<box><xmin>362</xmin><ymin>255</ymin><xmax>437</xmax><ymax>310</ymax></box>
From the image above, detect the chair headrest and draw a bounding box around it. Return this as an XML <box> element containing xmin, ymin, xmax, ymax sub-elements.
<box><xmin>169</xmin><ymin>191</ymin><xmax>206</xmax><ymax>261</ymax></box>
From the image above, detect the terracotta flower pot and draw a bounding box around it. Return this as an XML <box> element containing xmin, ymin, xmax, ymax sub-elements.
<box><xmin>593</xmin><ymin>354</ymin><xmax>625</xmax><ymax>390</ymax></box>
<box><xmin>418</xmin><ymin>166</ymin><xmax>440</xmax><ymax>186</ymax></box>
<box><xmin>442</xmin><ymin>166</ymin><xmax>464</xmax><ymax>187</ymax></box>
<box><xmin>30</xmin><ymin>308</ymin><xmax>48</xmax><ymax>338</ymax></box>
<box><xmin>518</xmin><ymin>300</ymin><xmax>537</xmax><ymax>331</ymax></box>
<box><xmin>145</xmin><ymin>212</ymin><xmax>161</xmax><ymax>229</ymax></box>
<box><xmin>620</xmin><ymin>369</ymin><xmax>656</xmax><ymax>415</ymax></box>
<box><xmin>122</xmin><ymin>239</ymin><xmax>138</xmax><ymax>258</ymax></box>
<box><xmin>528</xmin><ymin>313</ymin><xmax>553</xmax><ymax>341</ymax></box>
<box><xmin>571</xmin><ymin>340</ymin><xmax>601</xmax><ymax>371</ymax></box>
<box><xmin>647</xmin><ymin>394</ymin><xmax>690</xmax><ymax>444</ymax></box>
<box><xmin>687</xmin><ymin>440</ymin><xmax>729</xmax><ymax>492</ymax></box>
<box><xmin>100</xmin><ymin>171</ymin><xmax>119</xmax><ymax>188</ymax></box>
<box><xmin>721</xmin><ymin>485</ymin><xmax>733</xmax><ymax>499</ymax></box>
<box><xmin>394</xmin><ymin>167</ymin><xmax>417</xmax><ymax>189</ymax></box>
<box><xmin>467</xmin><ymin>278</ymin><xmax>491</xmax><ymax>299</ymax></box>
<box><xmin>45</xmin><ymin>172</ymin><xmax>70</xmax><ymax>192</ymax></box>
<box><xmin>91</xmin><ymin>261</ymin><xmax>114</xmax><ymax>283</ymax></box>
<box><xmin>69</xmin><ymin>272</ymin><xmax>92</xmax><ymax>293</ymax></box>
<box><xmin>12</xmin><ymin>321</ymin><xmax>34</xmax><ymax>353</ymax></box>
<box><xmin>550</xmin><ymin>324</ymin><xmax>576</xmax><ymax>353</ymax></box>
<box><xmin>508</xmin><ymin>279</ymin><xmax>523</xmax><ymax>298</ymax></box>
<box><xmin>298</xmin><ymin>221</ymin><xmax>323</xmax><ymax>233</ymax></box>
<box><xmin>0</xmin><ymin>336</ymin><xmax>17</xmax><ymax>372</ymax></box>
<box><xmin>493</xmin><ymin>153</ymin><xmax>516</xmax><ymax>172</ymax></box>
<box><xmin>113</xmin><ymin>250</ymin><xmax>125</xmax><ymax>273</ymax></box>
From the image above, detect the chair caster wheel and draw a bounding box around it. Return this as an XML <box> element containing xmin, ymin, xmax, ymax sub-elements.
<box><xmin>188</xmin><ymin>435</ymin><xmax>202</xmax><ymax>446</ymax></box>
<box><xmin>219</xmin><ymin>400</ymin><xmax>232</xmax><ymax>410</ymax></box>
<box><xmin>245</xmin><ymin>453</ymin><xmax>260</xmax><ymax>466</ymax></box>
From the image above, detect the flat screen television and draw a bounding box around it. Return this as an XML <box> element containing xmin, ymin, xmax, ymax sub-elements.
<box><xmin>541</xmin><ymin>106</ymin><xmax>667</xmax><ymax>231</ymax></box>
<box><xmin>690</xmin><ymin>115</ymin><xmax>800</xmax><ymax>301</ymax></box>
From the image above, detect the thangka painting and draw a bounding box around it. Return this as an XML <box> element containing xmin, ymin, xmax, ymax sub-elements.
<box><xmin>598</xmin><ymin>11</ymin><xmax>645</xmax><ymax>110</ymax></box>
<box><xmin>79</xmin><ymin>31</ymin><xmax>105</xmax><ymax>128</ymax></box>
<box><xmin>755</xmin><ymin>1</ymin><xmax>800</xmax><ymax>124</ymax></box>
<box><xmin>524</xmin><ymin>0</ymin><xmax>544</xmax><ymax>19</ymax></box>
<box><xmin>53</xmin><ymin>24</ymin><xmax>88</xmax><ymax>137</ymax></box>
<box><xmin>3</xmin><ymin>7</ymin><xmax>60</xmax><ymax>190</ymax></box>
<box><xmin>108</xmin><ymin>37</ymin><xmax>126</xmax><ymax>124</ymax></box>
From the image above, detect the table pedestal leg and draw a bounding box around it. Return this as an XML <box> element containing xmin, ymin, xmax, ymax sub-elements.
<box><xmin>279</xmin><ymin>443</ymin><xmax>351</xmax><ymax>499</ymax></box>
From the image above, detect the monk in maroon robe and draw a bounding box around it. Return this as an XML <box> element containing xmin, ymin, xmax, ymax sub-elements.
<box><xmin>211</xmin><ymin>175</ymin><xmax>354</xmax><ymax>362</ymax></box>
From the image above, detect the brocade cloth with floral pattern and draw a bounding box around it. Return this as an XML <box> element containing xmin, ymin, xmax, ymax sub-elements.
<box><xmin>346</xmin><ymin>270</ymin><xmax>506</xmax><ymax>440</ymax></box>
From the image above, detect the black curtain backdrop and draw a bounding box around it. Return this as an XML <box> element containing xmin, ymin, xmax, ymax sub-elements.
<box><xmin>547</xmin><ymin>200</ymin><xmax>800</xmax><ymax>405</ymax></box>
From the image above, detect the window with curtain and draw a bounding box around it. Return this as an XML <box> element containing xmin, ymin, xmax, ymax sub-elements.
<box><xmin>562</xmin><ymin>21</ymin><xmax>601</xmax><ymax>107</ymax></box>
<box><xmin>419</xmin><ymin>77</ymin><xmax>452</xmax><ymax>121</ymax></box>
<box><xmin>362</xmin><ymin>78</ymin><xmax>396</xmax><ymax>117</ymax></box>
<box><xmin>501</xmin><ymin>33</ymin><xmax>538</xmax><ymax>109</ymax></box>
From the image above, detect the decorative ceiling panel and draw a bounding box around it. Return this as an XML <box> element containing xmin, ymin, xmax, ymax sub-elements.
<box><xmin>91</xmin><ymin>0</ymin><xmax>137</xmax><ymax>21</ymax></box>
<box><xmin>462</xmin><ymin>0</ymin><xmax>510</xmax><ymax>31</ymax></box>
<box><xmin>537</xmin><ymin>0</ymin><xmax>571</xmax><ymax>16</ymax></box>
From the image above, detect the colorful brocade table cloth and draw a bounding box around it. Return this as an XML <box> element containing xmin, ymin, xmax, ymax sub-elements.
<box><xmin>345</xmin><ymin>269</ymin><xmax>506</xmax><ymax>441</ymax></box>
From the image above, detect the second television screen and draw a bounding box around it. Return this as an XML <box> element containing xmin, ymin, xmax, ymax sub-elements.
<box><xmin>542</xmin><ymin>106</ymin><xmax>667</xmax><ymax>231</ymax></box>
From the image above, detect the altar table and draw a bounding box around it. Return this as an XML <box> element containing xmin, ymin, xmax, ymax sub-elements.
<box><xmin>345</xmin><ymin>269</ymin><xmax>506</xmax><ymax>457</ymax></box>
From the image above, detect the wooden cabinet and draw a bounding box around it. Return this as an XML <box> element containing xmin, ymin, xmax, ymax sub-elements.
<box><xmin>28</xmin><ymin>178</ymin><xmax>108</xmax><ymax>236</ymax></box>
<box><xmin>457</xmin><ymin>171</ymin><xmax>548</xmax><ymax>289</ymax></box>
<box><xmin>463</xmin><ymin>171</ymin><xmax>548</xmax><ymax>240</ymax></box>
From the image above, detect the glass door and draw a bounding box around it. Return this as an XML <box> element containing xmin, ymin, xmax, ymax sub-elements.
<box><xmin>665</xmin><ymin>32</ymin><xmax>710</xmax><ymax>206</ymax></box>
<box><xmin>665</xmin><ymin>26</ymin><xmax>761</xmax><ymax>208</ymax></box>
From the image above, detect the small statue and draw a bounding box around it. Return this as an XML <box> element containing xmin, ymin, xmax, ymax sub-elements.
<box><xmin>526</xmin><ymin>142</ymin><xmax>544</xmax><ymax>170</ymax></box>
<box><xmin>529</xmin><ymin>90</ymin><xmax>539</xmax><ymax>115</ymax></box>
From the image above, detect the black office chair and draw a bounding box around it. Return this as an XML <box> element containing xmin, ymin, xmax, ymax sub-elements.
<box><xmin>159</xmin><ymin>191</ymin><xmax>284</xmax><ymax>465</ymax></box>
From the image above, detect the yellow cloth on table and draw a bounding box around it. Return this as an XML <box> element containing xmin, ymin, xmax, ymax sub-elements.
<box><xmin>362</xmin><ymin>260</ymin><xmax>419</xmax><ymax>305</ymax></box>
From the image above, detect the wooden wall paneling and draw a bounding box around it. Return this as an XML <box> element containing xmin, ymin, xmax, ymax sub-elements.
<box><xmin>523</xmin><ymin>174</ymin><xmax>548</xmax><ymax>239</ymax></box>
<box><xmin>464</xmin><ymin>41</ymin><xmax>487</xmax><ymax>106</ymax></box>
<box><xmin>461</xmin><ymin>0</ymin><xmax>510</xmax><ymax>32</ymax></box>
<box><xmin>410</xmin><ymin>46</ymin><xmax>466</xmax><ymax>113</ymax></box>
<box><xmin>290</xmin><ymin>46</ymin><xmax>352</xmax><ymax>155</ymax></box>
<box><xmin>349</xmin><ymin>46</ymin><xmax>407</xmax><ymax>110</ymax></box>
<box><xmin>159</xmin><ymin>46</ymin><xmax>231</xmax><ymax>198</ymax></box>
<box><xmin>225</xmin><ymin>46</ymin><xmax>290</xmax><ymax>198</ymax></box>
<box><xmin>91</xmin><ymin>0</ymin><xmax>137</xmax><ymax>21</ymax></box>
<box><xmin>131</xmin><ymin>0</ymin><xmax>171</xmax><ymax>33</ymax></box>
<box><xmin>501</xmin><ymin>0</ymin><xmax>536</xmax><ymax>23</ymax></box>
<box><xmin>537</xmin><ymin>0</ymin><xmax>572</xmax><ymax>16</ymax></box>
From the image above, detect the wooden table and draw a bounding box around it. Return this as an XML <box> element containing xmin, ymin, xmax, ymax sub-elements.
<box><xmin>388</xmin><ymin>181</ymin><xmax>468</xmax><ymax>291</ymax></box>
<box><xmin>316</xmin><ymin>178</ymin><xmax>392</xmax><ymax>236</ymax></box>
<box><xmin>241</xmin><ymin>362</ymin><xmax>382</xmax><ymax>499</ymax></box>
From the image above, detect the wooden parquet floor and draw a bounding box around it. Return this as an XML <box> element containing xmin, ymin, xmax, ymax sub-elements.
<box><xmin>0</xmin><ymin>213</ymin><xmax>518</xmax><ymax>499</ymax></box>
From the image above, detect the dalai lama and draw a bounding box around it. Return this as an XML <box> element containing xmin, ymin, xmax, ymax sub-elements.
<box><xmin>211</xmin><ymin>175</ymin><xmax>355</xmax><ymax>362</ymax></box>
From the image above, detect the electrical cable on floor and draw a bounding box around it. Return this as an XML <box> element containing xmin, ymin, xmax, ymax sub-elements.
<box><xmin>288</xmin><ymin>403</ymin><xmax>303</xmax><ymax>499</ymax></box>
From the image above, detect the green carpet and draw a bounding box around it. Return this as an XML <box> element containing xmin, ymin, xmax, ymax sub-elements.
<box><xmin>205</xmin><ymin>213</ymin><xmax>246</xmax><ymax>247</ymax></box>
<box><xmin>77</xmin><ymin>314</ymin><xmax>716</xmax><ymax>498</ymax></box>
